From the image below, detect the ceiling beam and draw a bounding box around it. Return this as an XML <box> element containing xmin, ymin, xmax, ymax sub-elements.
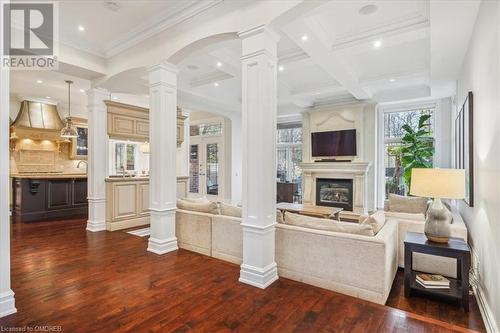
<box><xmin>281</xmin><ymin>18</ymin><xmax>372</xmax><ymax>100</ymax></box>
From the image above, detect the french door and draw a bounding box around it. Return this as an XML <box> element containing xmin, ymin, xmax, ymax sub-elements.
<box><xmin>188</xmin><ymin>137</ymin><xmax>223</xmax><ymax>200</ymax></box>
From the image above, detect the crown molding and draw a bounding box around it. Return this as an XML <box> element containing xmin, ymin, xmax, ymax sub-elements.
<box><xmin>104</xmin><ymin>0</ymin><xmax>223</xmax><ymax>58</ymax></box>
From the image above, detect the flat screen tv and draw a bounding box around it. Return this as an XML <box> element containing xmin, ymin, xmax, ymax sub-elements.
<box><xmin>311</xmin><ymin>129</ymin><xmax>357</xmax><ymax>157</ymax></box>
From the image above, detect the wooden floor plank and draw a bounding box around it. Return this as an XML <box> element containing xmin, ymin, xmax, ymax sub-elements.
<box><xmin>0</xmin><ymin>218</ymin><xmax>486</xmax><ymax>333</ymax></box>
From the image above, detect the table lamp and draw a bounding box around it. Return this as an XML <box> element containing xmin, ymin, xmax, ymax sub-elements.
<box><xmin>410</xmin><ymin>168</ymin><xmax>465</xmax><ymax>243</ymax></box>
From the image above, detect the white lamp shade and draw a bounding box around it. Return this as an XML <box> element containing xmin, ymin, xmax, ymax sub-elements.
<box><xmin>410</xmin><ymin>168</ymin><xmax>465</xmax><ymax>199</ymax></box>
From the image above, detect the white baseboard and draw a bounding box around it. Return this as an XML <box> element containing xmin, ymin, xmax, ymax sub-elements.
<box><xmin>473</xmin><ymin>283</ymin><xmax>499</xmax><ymax>333</ymax></box>
<box><xmin>239</xmin><ymin>262</ymin><xmax>278</xmax><ymax>289</ymax></box>
<box><xmin>147</xmin><ymin>237</ymin><xmax>178</xmax><ymax>255</ymax></box>
<box><xmin>0</xmin><ymin>290</ymin><xmax>16</xmax><ymax>318</ymax></box>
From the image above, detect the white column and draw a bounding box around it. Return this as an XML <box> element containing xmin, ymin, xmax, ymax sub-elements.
<box><xmin>147</xmin><ymin>63</ymin><xmax>178</xmax><ymax>255</ymax></box>
<box><xmin>238</xmin><ymin>25</ymin><xmax>279</xmax><ymax>288</ymax></box>
<box><xmin>86</xmin><ymin>88</ymin><xmax>109</xmax><ymax>232</ymax></box>
<box><xmin>0</xmin><ymin>0</ymin><xmax>16</xmax><ymax>317</ymax></box>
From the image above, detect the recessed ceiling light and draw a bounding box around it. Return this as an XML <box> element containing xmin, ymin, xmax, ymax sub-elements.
<box><xmin>78</xmin><ymin>25</ymin><xmax>85</xmax><ymax>32</ymax></box>
<box><xmin>216</xmin><ymin>61</ymin><xmax>222</xmax><ymax>68</ymax></box>
<box><xmin>112</xmin><ymin>96</ymin><xmax>118</xmax><ymax>100</ymax></box>
<box><xmin>46</xmin><ymin>96</ymin><xmax>51</xmax><ymax>99</ymax></box>
<box><xmin>301</xmin><ymin>35</ymin><xmax>308</xmax><ymax>42</ymax></box>
<box><xmin>315</xmin><ymin>92</ymin><xmax>321</xmax><ymax>95</ymax></box>
<box><xmin>79</xmin><ymin>88</ymin><xmax>85</xmax><ymax>93</ymax></box>
<box><xmin>389</xmin><ymin>78</ymin><xmax>396</xmax><ymax>83</ymax></box>
<box><xmin>359</xmin><ymin>4</ymin><xmax>377</xmax><ymax>15</ymax></box>
<box><xmin>278</xmin><ymin>65</ymin><xmax>284</xmax><ymax>72</ymax></box>
<box><xmin>373</xmin><ymin>40</ymin><xmax>382</xmax><ymax>49</ymax></box>
<box><xmin>36</xmin><ymin>79</ymin><xmax>43</xmax><ymax>84</ymax></box>
<box><xmin>214</xmin><ymin>82</ymin><xmax>219</xmax><ymax>87</ymax></box>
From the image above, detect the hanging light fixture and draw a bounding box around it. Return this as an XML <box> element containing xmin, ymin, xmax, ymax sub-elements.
<box><xmin>60</xmin><ymin>80</ymin><xmax>78</xmax><ymax>138</ymax></box>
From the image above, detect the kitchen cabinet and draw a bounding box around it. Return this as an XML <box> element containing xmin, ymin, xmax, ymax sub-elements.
<box><xmin>106</xmin><ymin>100</ymin><xmax>186</xmax><ymax>146</ymax></box>
<box><xmin>12</xmin><ymin>176</ymin><xmax>88</xmax><ymax>222</ymax></box>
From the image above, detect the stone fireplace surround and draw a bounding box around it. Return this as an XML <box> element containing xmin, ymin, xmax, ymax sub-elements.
<box><xmin>301</xmin><ymin>162</ymin><xmax>371</xmax><ymax>214</ymax></box>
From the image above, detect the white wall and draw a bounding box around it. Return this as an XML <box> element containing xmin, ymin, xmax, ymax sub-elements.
<box><xmin>456</xmin><ymin>0</ymin><xmax>500</xmax><ymax>330</ymax></box>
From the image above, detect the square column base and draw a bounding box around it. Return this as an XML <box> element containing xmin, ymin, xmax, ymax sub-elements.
<box><xmin>239</xmin><ymin>262</ymin><xmax>278</xmax><ymax>289</ymax></box>
<box><xmin>147</xmin><ymin>209</ymin><xmax>177</xmax><ymax>255</ymax></box>
<box><xmin>0</xmin><ymin>290</ymin><xmax>16</xmax><ymax>318</ymax></box>
<box><xmin>147</xmin><ymin>237</ymin><xmax>178</xmax><ymax>255</ymax></box>
<box><xmin>87</xmin><ymin>198</ymin><xmax>106</xmax><ymax>232</ymax></box>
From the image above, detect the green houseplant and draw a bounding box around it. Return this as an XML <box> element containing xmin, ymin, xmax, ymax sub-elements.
<box><xmin>400</xmin><ymin>114</ymin><xmax>435</xmax><ymax>194</ymax></box>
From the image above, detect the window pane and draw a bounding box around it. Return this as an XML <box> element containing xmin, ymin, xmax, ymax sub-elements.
<box><xmin>126</xmin><ymin>144</ymin><xmax>135</xmax><ymax>170</ymax></box>
<box><xmin>206</xmin><ymin>143</ymin><xmax>219</xmax><ymax>195</ymax></box>
<box><xmin>277</xmin><ymin>127</ymin><xmax>302</xmax><ymax>144</ymax></box>
<box><xmin>190</xmin><ymin>123</ymin><xmax>222</xmax><ymax>137</ymax></box>
<box><xmin>189</xmin><ymin>144</ymin><xmax>199</xmax><ymax>193</ymax></box>
<box><xmin>384</xmin><ymin>109</ymin><xmax>433</xmax><ymax>139</ymax></box>
<box><xmin>385</xmin><ymin>142</ymin><xmax>405</xmax><ymax>198</ymax></box>
<box><xmin>115</xmin><ymin>143</ymin><xmax>124</xmax><ymax>172</ymax></box>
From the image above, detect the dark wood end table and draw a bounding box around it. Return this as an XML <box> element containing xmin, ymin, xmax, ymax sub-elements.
<box><xmin>404</xmin><ymin>232</ymin><xmax>471</xmax><ymax>312</ymax></box>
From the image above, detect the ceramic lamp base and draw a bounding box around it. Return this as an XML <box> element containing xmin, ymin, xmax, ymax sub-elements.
<box><xmin>424</xmin><ymin>198</ymin><xmax>452</xmax><ymax>243</ymax></box>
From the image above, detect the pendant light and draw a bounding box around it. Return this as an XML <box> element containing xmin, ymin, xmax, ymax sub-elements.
<box><xmin>60</xmin><ymin>80</ymin><xmax>78</xmax><ymax>138</ymax></box>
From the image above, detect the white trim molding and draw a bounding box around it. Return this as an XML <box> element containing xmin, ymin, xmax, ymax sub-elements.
<box><xmin>473</xmin><ymin>283</ymin><xmax>499</xmax><ymax>333</ymax></box>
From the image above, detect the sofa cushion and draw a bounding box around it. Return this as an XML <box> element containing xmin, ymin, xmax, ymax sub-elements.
<box><xmin>388</xmin><ymin>194</ymin><xmax>428</xmax><ymax>215</ymax></box>
<box><xmin>219</xmin><ymin>202</ymin><xmax>242</xmax><ymax>217</ymax></box>
<box><xmin>277</xmin><ymin>210</ymin><xmax>284</xmax><ymax>224</ymax></box>
<box><xmin>177</xmin><ymin>198</ymin><xmax>219</xmax><ymax>214</ymax></box>
<box><xmin>284</xmin><ymin>212</ymin><xmax>374</xmax><ymax>236</ymax></box>
<box><xmin>361</xmin><ymin>210</ymin><xmax>386</xmax><ymax>234</ymax></box>
<box><xmin>384</xmin><ymin>211</ymin><xmax>426</xmax><ymax>222</ymax></box>
<box><xmin>182</xmin><ymin>197</ymin><xmax>210</xmax><ymax>203</ymax></box>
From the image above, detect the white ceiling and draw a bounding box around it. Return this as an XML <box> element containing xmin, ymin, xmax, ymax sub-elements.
<box><xmin>9</xmin><ymin>0</ymin><xmax>481</xmax><ymax>118</ymax></box>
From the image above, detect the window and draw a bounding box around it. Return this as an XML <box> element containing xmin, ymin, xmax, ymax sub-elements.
<box><xmin>109</xmin><ymin>140</ymin><xmax>150</xmax><ymax>176</ymax></box>
<box><xmin>276</xmin><ymin>124</ymin><xmax>303</xmax><ymax>185</ymax></box>
<box><xmin>190</xmin><ymin>122</ymin><xmax>222</xmax><ymax>136</ymax></box>
<box><xmin>382</xmin><ymin>107</ymin><xmax>435</xmax><ymax>198</ymax></box>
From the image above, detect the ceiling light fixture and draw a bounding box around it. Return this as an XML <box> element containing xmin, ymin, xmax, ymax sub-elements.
<box><xmin>79</xmin><ymin>88</ymin><xmax>85</xmax><ymax>93</ymax></box>
<box><xmin>315</xmin><ymin>92</ymin><xmax>321</xmax><ymax>95</ymax></box>
<box><xmin>373</xmin><ymin>40</ymin><xmax>382</xmax><ymax>49</ymax></box>
<box><xmin>359</xmin><ymin>4</ymin><xmax>377</xmax><ymax>15</ymax></box>
<box><xmin>36</xmin><ymin>79</ymin><xmax>43</xmax><ymax>84</ymax></box>
<box><xmin>78</xmin><ymin>25</ymin><xmax>85</xmax><ymax>32</ymax></box>
<box><xmin>389</xmin><ymin>78</ymin><xmax>396</xmax><ymax>82</ymax></box>
<box><xmin>45</xmin><ymin>96</ymin><xmax>51</xmax><ymax>99</ymax></box>
<box><xmin>60</xmin><ymin>80</ymin><xmax>78</xmax><ymax>138</ymax></box>
<box><xmin>216</xmin><ymin>61</ymin><xmax>222</xmax><ymax>67</ymax></box>
<box><xmin>214</xmin><ymin>82</ymin><xmax>219</xmax><ymax>87</ymax></box>
<box><xmin>112</xmin><ymin>96</ymin><xmax>118</xmax><ymax>100</ymax></box>
<box><xmin>301</xmin><ymin>34</ymin><xmax>308</xmax><ymax>42</ymax></box>
<box><xmin>278</xmin><ymin>65</ymin><xmax>284</xmax><ymax>72</ymax></box>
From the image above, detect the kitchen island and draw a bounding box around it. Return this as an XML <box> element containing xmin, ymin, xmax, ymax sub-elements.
<box><xmin>105</xmin><ymin>176</ymin><xmax>189</xmax><ymax>231</ymax></box>
<box><xmin>12</xmin><ymin>174</ymin><xmax>88</xmax><ymax>222</ymax></box>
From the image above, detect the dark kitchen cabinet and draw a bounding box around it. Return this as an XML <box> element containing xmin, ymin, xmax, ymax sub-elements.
<box><xmin>13</xmin><ymin>177</ymin><xmax>88</xmax><ymax>222</ymax></box>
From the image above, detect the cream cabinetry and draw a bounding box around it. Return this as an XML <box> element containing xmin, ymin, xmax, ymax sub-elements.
<box><xmin>106</xmin><ymin>100</ymin><xmax>186</xmax><ymax>146</ymax></box>
<box><xmin>105</xmin><ymin>176</ymin><xmax>190</xmax><ymax>231</ymax></box>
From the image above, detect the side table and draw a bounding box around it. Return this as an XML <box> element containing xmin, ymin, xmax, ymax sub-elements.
<box><xmin>404</xmin><ymin>232</ymin><xmax>471</xmax><ymax>311</ymax></box>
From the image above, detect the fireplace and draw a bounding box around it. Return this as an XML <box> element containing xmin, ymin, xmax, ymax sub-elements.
<box><xmin>316</xmin><ymin>178</ymin><xmax>353</xmax><ymax>211</ymax></box>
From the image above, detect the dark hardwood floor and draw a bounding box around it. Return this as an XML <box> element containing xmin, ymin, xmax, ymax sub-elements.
<box><xmin>0</xmin><ymin>218</ymin><xmax>486</xmax><ymax>333</ymax></box>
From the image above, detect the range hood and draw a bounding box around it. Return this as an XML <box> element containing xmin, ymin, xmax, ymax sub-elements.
<box><xmin>10</xmin><ymin>101</ymin><xmax>65</xmax><ymax>141</ymax></box>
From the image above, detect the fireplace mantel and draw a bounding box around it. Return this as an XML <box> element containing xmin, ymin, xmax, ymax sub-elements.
<box><xmin>300</xmin><ymin>162</ymin><xmax>371</xmax><ymax>174</ymax></box>
<box><xmin>300</xmin><ymin>162</ymin><xmax>372</xmax><ymax>214</ymax></box>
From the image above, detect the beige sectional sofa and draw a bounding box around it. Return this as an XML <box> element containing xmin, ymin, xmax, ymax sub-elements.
<box><xmin>173</xmin><ymin>196</ymin><xmax>468</xmax><ymax>305</ymax></box>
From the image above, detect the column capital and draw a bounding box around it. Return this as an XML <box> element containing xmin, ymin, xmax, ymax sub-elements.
<box><xmin>86</xmin><ymin>87</ymin><xmax>109</xmax><ymax>99</ymax></box>
<box><xmin>148</xmin><ymin>62</ymin><xmax>178</xmax><ymax>75</ymax></box>
<box><xmin>238</xmin><ymin>25</ymin><xmax>280</xmax><ymax>43</ymax></box>
<box><xmin>239</xmin><ymin>25</ymin><xmax>279</xmax><ymax>61</ymax></box>
<box><xmin>148</xmin><ymin>62</ymin><xmax>178</xmax><ymax>87</ymax></box>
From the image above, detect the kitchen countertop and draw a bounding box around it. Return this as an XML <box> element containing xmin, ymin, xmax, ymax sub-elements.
<box><xmin>11</xmin><ymin>173</ymin><xmax>87</xmax><ymax>179</ymax></box>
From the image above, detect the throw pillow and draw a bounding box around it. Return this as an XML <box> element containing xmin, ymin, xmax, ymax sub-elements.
<box><xmin>177</xmin><ymin>198</ymin><xmax>219</xmax><ymax>214</ymax></box>
<box><xmin>276</xmin><ymin>210</ymin><xmax>284</xmax><ymax>224</ymax></box>
<box><xmin>284</xmin><ymin>212</ymin><xmax>374</xmax><ymax>236</ymax></box>
<box><xmin>361</xmin><ymin>210</ymin><xmax>386</xmax><ymax>234</ymax></box>
<box><xmin>388</xmin><ymin>194</ymin><xmax>428</xmax><ymax>215</ymax></box>
<box><xmin>219</xmin><ymin>202</ymin><xmax>242</xmax><ymax>218</ymax></box>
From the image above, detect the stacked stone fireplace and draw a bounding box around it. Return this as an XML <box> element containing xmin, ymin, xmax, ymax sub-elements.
<box><xmin>301</xmin><ymin>162</ymin><xmax>371</xmax><ymax>214</ymax></box>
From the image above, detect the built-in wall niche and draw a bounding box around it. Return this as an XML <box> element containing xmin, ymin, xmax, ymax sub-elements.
<box><xmin>108</xmin><ymin>139</ymin><xmax>150</xmax><ymax>177</ymax></box>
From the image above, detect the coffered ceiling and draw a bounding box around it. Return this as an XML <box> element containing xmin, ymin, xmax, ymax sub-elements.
<box><xmin>9</xmin><ymin>0</ymin><xmax>481</xmax><ymax>118</ymax></box>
